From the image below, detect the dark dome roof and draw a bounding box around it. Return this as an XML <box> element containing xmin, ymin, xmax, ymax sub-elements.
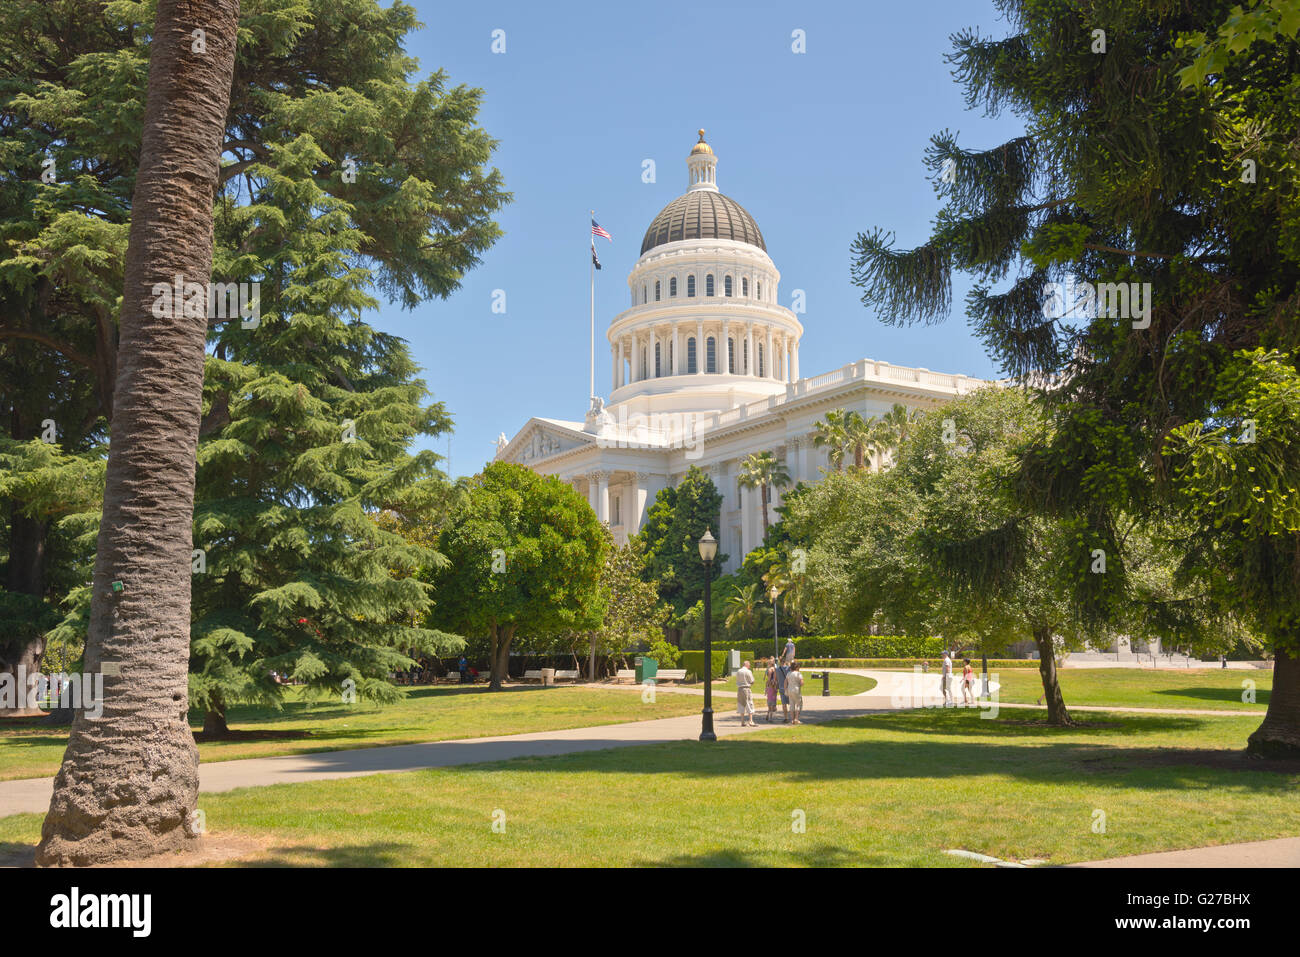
<box><xmin>640</xmin><ymin>191</ymin><xmax>766</xmax><ymax>255</ymax></box>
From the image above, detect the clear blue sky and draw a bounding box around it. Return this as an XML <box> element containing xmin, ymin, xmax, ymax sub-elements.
<box><xmin>387</xmin><ymin>0</ymin><xmax>1027</xmax><ymax>478</ymax></box>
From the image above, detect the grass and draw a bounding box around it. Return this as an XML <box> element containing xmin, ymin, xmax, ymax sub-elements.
<box><xmin>982</xmin><ymin>667</ymin><xmax>1271</xmax><ymax>712</ymax></box>
<box><xmin>691</xmin><ymin>673</ymin><xmax>878</xmax><ymax>696</ymax></box>
<box><xmin>2</xmin><ymin>708</ymin><xmax>1292</xmax><ymax>867</ymax></box>
<box><xmin>0</xmin><ymin>684</ymin><xmax>703</xmax><ymax>782</ymax></box>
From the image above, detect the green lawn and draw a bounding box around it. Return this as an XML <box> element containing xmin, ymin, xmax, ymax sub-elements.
<box><xmin>692</xmin><ymin>673</ymin><xmax>878</xmax><ymax>696</ymax></box>
<box><xmin>985</xmin><ymin>667</ymin><xmax>1271</xmax><ymax>712</ymax></box>
<box><xmin>0</xmin><ymin>684</ymin><xmax>702</xmax><ymax>782</ymax></box>
<box><xmin>4</xmin><ymin>708</ymin><xmax>1294</xmax><ymax>867</ymax></box>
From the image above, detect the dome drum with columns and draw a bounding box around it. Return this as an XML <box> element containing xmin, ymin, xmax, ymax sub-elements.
<box><xmin>495</xmin><ymin>132</ymin><xmax>990</xmax><ymax>572</ymax></box>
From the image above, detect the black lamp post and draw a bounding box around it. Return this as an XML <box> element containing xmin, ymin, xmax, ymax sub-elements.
<box><xmin>770</xmin><ymin>584</ymin><xmax>781</xmax><ymax>661</ymax></box>
<box><xmin>699</xmin><ymin>528</ymin><xmax>717</xmax><ymax>742</ymax></box>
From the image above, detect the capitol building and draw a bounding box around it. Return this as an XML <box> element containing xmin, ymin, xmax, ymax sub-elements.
<box><xmin>495</xmin><ymin>131</ymin><xmax>989</xmax><ymax>573</ymax></box>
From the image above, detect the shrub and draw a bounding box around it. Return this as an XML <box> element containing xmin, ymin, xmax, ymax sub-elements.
<box><xmin>647</xmin><ymin>637</ymin><xmax>681</xmax><ymax>667</ymax></box>
<box><xmin>679</xmin><ymin>648</ymin><xmax>754</xmax><ymax>681</ymax></box>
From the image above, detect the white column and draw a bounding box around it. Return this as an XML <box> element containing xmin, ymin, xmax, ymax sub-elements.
<box><xmin>765</xmin><ymin>327</ymin><xmax>774</xmax><ymax>379</ymax></box>
<box><xmin>792</xmin><ymin>341</ymin><xmax>800</xmax><ymax>380</ymax></box>
<box><xmin>596</xmin><ymin>471</ymin><xmax>610</xmax><ymax>524</ymax></box>
<box><xmin>629</xmin><ymin>472</ymin><xmax>650</xmax><ymax>534</ymax></box>
<box><xmin>649</xmin><ymin>325</ymin><xmax>657</xmax><ymax>378</ymax></box>
<box><xmin>696</xmin><ymin>319</ymin><xmax>704</xmax><ymax>374</ymax></box>
<box><xmin>611</xmin><ymin>344</ymin><xmax>618</xmax><ymax>391</ymax></box>
<box><xmin>739</xmin><ymin>483</ymin><xmax>751</xmax><ymax>556</ymax></box>
<box><xmin>586</xmin><ymin>475</ymin><xmax>598</xmax><ymax>513</ymax></box>
<box><xmin>746</xmin><ymin>323</ymin><xmax>754</xmax><ymax>376</ymax></box>
<box><xmin>671</xmin><ymin>322</ymin><xmax>680</xmax><ymax>375</ymax></box>
<box><xmin>722</xmin><ymin>318</ymin><xmax>730</xmax><ymax>374</ymax></box>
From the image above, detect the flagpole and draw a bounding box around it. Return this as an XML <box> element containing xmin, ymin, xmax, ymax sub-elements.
<box><xmin>589</xmin><ymin>208</ymin><xmax>596</xmax><ymax>403</ymax></box>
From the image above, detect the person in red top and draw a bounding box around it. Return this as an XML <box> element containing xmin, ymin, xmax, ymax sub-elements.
<box><xmin>961</xmin><ymin>658</ymin><xmax>975</xmax><ymax>705</ymax></box>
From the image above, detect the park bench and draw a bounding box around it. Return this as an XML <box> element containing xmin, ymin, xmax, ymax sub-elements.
<box><xmin>522</xmin><ymin>670</ymin><xmax>543</xmax><ymax>682</ymax></box>
<box><xmin>656</xmin><ymin>669</ymin><xmax>688</xmax><ymax>682</ymax></box>
<box><xmin>615</xmin><ymin>669</ymin><xmax>636</xmax><ymax>682</ymax></box>
<box><xmin>554</xmin><ymin>669</ymin><xmax>579</xmax><ymax>681</ymax></box>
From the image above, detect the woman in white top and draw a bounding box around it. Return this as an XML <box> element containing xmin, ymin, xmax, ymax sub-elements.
<box><xmin>784</xmin><ymin>662</ymin><xmax>804</xmax><ymax>724</ymax></box>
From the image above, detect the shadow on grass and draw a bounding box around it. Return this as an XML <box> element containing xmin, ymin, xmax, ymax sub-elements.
<box><xmin>0</xmin><ymin>842</ymin><xmax>35</xmax><ymax>868</ymax></box>
<box><xmin>246</xmin><ymin>842</ymin><xmax>414</xmax><ymax>868</ymax></box>
<box><xmin>641</xmin><ymin>842</ymin><xmax>863</xmax><ymax>868</ymax></box>
<box><xmin>1152</xmin><ymin>686</ymin><xmax>1270</xmax><ymax>707</ymax></box>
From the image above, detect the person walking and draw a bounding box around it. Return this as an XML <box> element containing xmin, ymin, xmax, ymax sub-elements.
<box><xmin>458</xmin><ymin>654</ymin><xmax>469</xmax><ymax>684</ymax></box>
<box><xmin>764</xmin><ymin>657</ymin><xmax>779</xmax><ymax>722</ymax></box>
<box><xmin>940</xmin><ymin>650</ymin><xmax>954</xmax><ymax>707</ymax></box>
<box><xmin>776</xmin><ymin>656</ymin><xmax>791</xmax><ymax>722</ymax></box>
<box><xmin>785</xmin><ymin>662</ymin><xmax>805</xmax><ymax>724</ymax></box>
<box><xmin>961</xmin><ymin>657</ymin><xmax>975</xmax><ymax>705</ymax></box>
<box><xmin>781</xmin><ymin>636</ymin><xmax>796</xmax><ymax>666</ymax></box>
<box><xmin>735</xmin><ymin>660</ymin><xmax>756</xmax><ymax>727</ymax></box>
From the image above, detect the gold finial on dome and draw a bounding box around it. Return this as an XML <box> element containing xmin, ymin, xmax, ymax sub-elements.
<box><xmin>690</xmin><ymin>128</ymin><xmax>713</xmax><ymax>155</ymax></box>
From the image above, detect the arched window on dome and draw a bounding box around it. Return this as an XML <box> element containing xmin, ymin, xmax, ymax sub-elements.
<box><xmin>743</xmin><ymin>339</ymin><xmax>749</xmax><ymax>374</ymax></box>
<box><xmin>706</xmin><ymin>274</ymin><xmax>715</xmax><ymax>297</ymax></box>
<box><xmin>641</xmin><ymin>285</ymin><xmax>647</xmax><ymax>304</ymax></box>
<box><xmin>727</xmin><ymin>337</ymin><xmax>736</xmax><ymax>373</ymax></box>
<box><xmin>640</xmin><ymin>346</ymin><xmax>647</xmax><ymax>380</ymax></box>
<box><xmin>669</xmin><ymin>277</ymin><xmax>677</xmax><ymax>297</ymax></box>
<box><xmin>706</xmin><ymin>336</ymin><xmax>717</xmax><ymax>373</ymax></box>
<box><xmin>724</xmin><ymin>276</ymin><xmax>733</xmax><ymax>297</ymax></box>
<box><xmin>687</xmin><ymin>337</ymin><xmax>697</xmax><ymax>374</ymax></box>
<box><xmin>655</xmin><ymin>280</ymin><xmax>661</xmax><ymax>302</ymax></box>
<box><xmin>756</xmin><ymin>281</ymin><xmax>763</xmax><ymax>301</ymax></box>
<box><xmin>742</xmin><ymin>277</ymin><xmax>749</xmax><ymax>297</ymax></box>
<box><xmin>758</xmin><ymin>343</ymin><xmax>765</xmax><ymax>378</ymax></box>
<box><xmin>687</xmin><ymin>275</ymin><xmax>696</xmax><ymax>297</ymax></box>
<box><xmin>654</xmin><ymin>342</ymin><xmax>661</xmax><ymax>377</ymax></box>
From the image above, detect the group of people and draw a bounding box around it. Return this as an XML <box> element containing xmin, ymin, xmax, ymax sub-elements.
<box><xmin>939</xmin><ymin>650</ymin><xmax>978</xmax><ymax>706</ymax></box>
<box><xmin>733</xmin><ymin>638</ymin><xmax>804</xmax><ymax>727</ymax></box>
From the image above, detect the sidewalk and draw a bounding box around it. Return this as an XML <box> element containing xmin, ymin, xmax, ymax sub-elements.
<box><xmin>1073</xmin><ymin>836</ymin><xmax>1300</xmax><ymax>868</ymax></box>
<box><xmin>0</xmin><ymin>692</ymin><xmax>884</xmax><ymax>818</ymax></box>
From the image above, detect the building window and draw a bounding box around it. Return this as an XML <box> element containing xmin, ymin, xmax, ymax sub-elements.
<box><xmin>743</xmin><ymin>339</ymin><xmax>749</xmax><ymax>374</ymax></box>
<box><xmin>687</xmin><ymin>275</ymin><xmax>696</xmax><ymax>297</ymax></box>
<box><xmin>757</xmin><ymin>281</ymin><xmax>762</xmax><ymax>300</ymax></box>
<box><xmin>742</xmin><ymin>277</ymin><xmax>749</xmax><ymax>297</ymax></box>
<box><xmin>655</xmin><ymin>280</ymin><xmax>661</xmax><ymax>301</ymax></box>
<box><xmin>706</xmin><ymin>274</ymin><xmax>715</xmax><ymax>296</ymax></box>
<box><xmin>642</xmin><ymin>285</ymin><xmax>647</xmax><ymax>304</ymax></box>
<box><xmin>655</xmin><ymin>342</ymin><xmax>661</xmax><ymax>377</ymax></box>
<box><xmin>724</xmin><ymin>275</ymin><xmax>733</xmax><ymax>297</ymax></box>
<box><xmin>758</xmin><ymin>343</ymin><xmax>765</xmax><ymax>377</ymax></box>
<box><xmin>670</xmin><ymin>277</ymin><xmax>677</xmax><ymax>297</ymax></box>
<box><xmin>706</xmin><ymin>336</ymin><xmax>717</xmax><ymax>373</ymax></box>
<box><xmin>728</xmin><ymin>337</ymin><xmax>736</xmax><ymax>373</ymax></box>
<box><xmin>613</xmin><ymin>494</ymin><xmax>621</xmax><ymax>526</ymax></box>
<box><xmin>687</xmin><ymin>337</ymin><xmax>697</xmax><ymax>374</ymax></box>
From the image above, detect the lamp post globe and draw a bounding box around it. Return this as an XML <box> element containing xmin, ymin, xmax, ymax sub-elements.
<box><xmin>699</xmin><ymin>529</ymin><xmax>717</xmax><ymax>741</ymax></box>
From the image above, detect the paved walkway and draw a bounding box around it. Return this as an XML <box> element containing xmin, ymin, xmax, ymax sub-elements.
<box><xmin>1073</xmin><ymin>836</ymin><xmax>1300</xmax><ymax>868</ymax></box>
<box><xmin>0</xmin><ymin>691</ymin><xmax>885</xmax><ymax>818</ymax></box>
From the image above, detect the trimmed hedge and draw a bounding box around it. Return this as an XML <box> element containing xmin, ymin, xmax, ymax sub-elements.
<box><xmin>680</xmin><ymin>648</ymin><xmax>754</xmax><ymax>682</ymax></box>
<box><xmin>782</xmin><ymin>636</ymin><xmax>946</xmax><ymax>658</ymax></box>
<box><xmin>799</xmin><ymin>657</ymin><xmax>1041</xmax><ymax>669</ymax></box>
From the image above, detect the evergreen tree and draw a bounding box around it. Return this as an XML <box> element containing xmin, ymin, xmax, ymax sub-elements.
<box><xmin>850</xmin><ymin>0</ymin><xmax>1300</xmax><ymax>753</ymax></box>
<box><xmin>636</xmin><ymin>465</ymin><xmax>727</xmax><ymax>637</ymax></box>
<box><xmin>0</xmin><ymin>0</ymin><xmax>508</xmax><ymax>725</ymax></box>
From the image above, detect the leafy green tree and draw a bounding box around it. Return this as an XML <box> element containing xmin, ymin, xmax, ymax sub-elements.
<box><xmin>850</xmin><ymin>0</ymin><xmax>1300</xmax><ymax>752</ymax></box>
<box><xmin>738</xmin><ymin>451</ymin><xmax>790</xmax><ymax>536</ymax></box>
<box><xmin>587</xmin><ymin>534</ymin><xmax>668</xmax><ymax>676</ymax></box>
<box><xmin>636</xmin><ymin>465</ymin><xmax>726</xmax><ymax>637</ymax></box>
<box><xmin>432</xmin><ymin>463</ymin><xmax>608</xmax><ymax>691</ymax></box>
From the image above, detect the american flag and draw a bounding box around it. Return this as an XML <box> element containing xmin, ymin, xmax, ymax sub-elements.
<box><xmin>591</xmin><ymin>218</ymin><xmax>612</xmax><ymax>242</ymax></box>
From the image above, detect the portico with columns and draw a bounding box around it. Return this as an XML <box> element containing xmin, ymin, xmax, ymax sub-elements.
<box><xmin>496</xmin><ymin>132</ymin><xmax>990</xmax><ymax>572</ymax></box>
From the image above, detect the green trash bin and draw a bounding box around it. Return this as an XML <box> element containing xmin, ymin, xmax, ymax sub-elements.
<box><xmin>635</xmin><ymin>656</ymin><xmax>659</xmax><ymax>684</ymax></box>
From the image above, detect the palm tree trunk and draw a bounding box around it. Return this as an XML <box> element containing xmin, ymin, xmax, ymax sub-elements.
<box><xmin>1247</xmin><ymin>648</ymin><xmax>1300</xmax><ymax>757</ymax></box>
<box><xmin>760</xmin><ymin>485</ymin><xmax>770</xmax><ymax>535</ymax></box>
<box><xmin>36</xmin><ymin>0</ymin><xmax>241</xmax><ymax>867</ymax></box>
